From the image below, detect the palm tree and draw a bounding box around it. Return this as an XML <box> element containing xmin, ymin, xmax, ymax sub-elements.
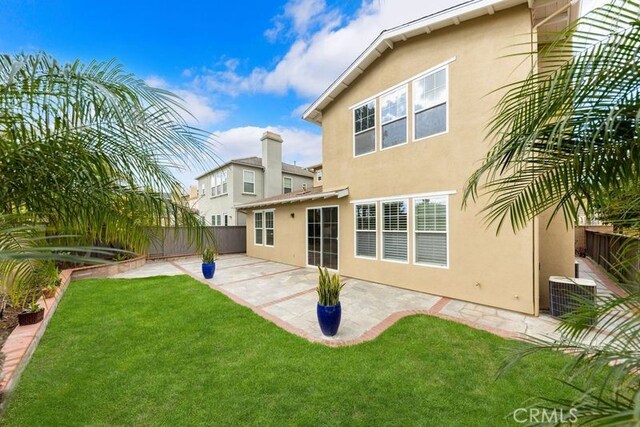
<box><xmin>463</xmin><ymin>1</ymin><xmax>640</xmax><ymax>424</ymax></box>
<box><xmin>0</xmin><ymin>52</ymin><xmax>218</xmax><ymax>300</ymax></box>
<box><xmin>0</xmin><ymin>52</ymin><xmax>215</xmax><ymax>251</ymax></box>
<box><xmin>463</xmin><ymin>0</ymin><xmax>640</xmax><ymax>233</ymax></box>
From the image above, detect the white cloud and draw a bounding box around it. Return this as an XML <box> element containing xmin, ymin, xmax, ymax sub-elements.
<box><xmin>210</xmin><ymin>125</ymin><xmax>321</xmax><ymax>168</ymax></box>
<box><xmin>191</xmin><ymin>0</ymin><xmax>457</xmax><ymax>99</ymax></box>
<box><xmin>144</xmin><ymin>75</ymin><xmax>227</xmax><ymax>126</ymax></box>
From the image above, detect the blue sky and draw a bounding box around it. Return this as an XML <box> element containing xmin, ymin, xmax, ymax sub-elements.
<box><xmin>1</xmin><ymin>0</ymin><xmax>601</xmax><ymax>186</ymax></box>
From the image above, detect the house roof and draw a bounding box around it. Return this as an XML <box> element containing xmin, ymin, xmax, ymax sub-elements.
<box><xmin>235</xmin><ymin>186</ymin><xmax>349</xmax><ymax>210</ymax></box>
<box><xmin>302</xmin><ymin>0</ymin><xmax>580</xmax><ymax>125</ymax></box>
<box><xmin>195</xmin><ymin>156</ymin><xmax>314</xmax><ymax>180</ymax></box>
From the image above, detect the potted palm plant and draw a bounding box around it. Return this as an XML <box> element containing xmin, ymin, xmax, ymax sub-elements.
<box><xmin>316</xmin><ymin>266</ymin><xmax>345</xmax><ymax>336</ymax></box>
<box><xmin>10</xmin><ymin>279</ymin><xmax>44</xmax><ymax>326</ymax></box>
<box><xmin>201</xmin><ymin>247</ymin><xmax>218</xmax><ymax>279</ymax></box>
<box><xmin>38</xmin><ymin>261</ymin><xmax>61</xmax><ymax>299</ymax></box>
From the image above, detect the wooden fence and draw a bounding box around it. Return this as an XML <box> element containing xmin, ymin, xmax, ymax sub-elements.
<box><xmin>585</xmin><ymin>230</ymin><xmax>640</xmax><ymax>284</ymax></box>
<box><xmin>147</xmin><ymin>226</ymin><xmax>246</xmax><ymax>258</ymax></box>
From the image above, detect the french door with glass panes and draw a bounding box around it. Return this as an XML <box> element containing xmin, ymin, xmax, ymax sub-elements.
<box><xmin>306</xmin><ymin>206</ymin><xmax>339</xmax><ymax>270</ymax></box>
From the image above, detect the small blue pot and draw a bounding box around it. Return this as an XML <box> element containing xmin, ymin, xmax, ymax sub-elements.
<box><xmin>317</xmin><ymin>302</ymin><xmax>341</xmax><ymax>336</ymax></box>
<box><xmin>202</xmin><ymin>262</ymin><xmax>216</xmax><ymax>279</ymax></box>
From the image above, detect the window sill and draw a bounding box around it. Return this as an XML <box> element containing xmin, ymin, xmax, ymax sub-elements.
<box><xmin>210</xmin><ymin>193</ymin><xmax>229</xmax><ymax>199</ymax></box>
<box><xmin>242</xmin><ymin>192</ymin><xmax>257</xmax><ymax>196</ymax></box>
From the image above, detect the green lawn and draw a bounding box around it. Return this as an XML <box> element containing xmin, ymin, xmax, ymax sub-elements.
<box><xmin>3</xmin><ymin>275</ymin><xmax>575</xmax><ymax>426</ymax></box>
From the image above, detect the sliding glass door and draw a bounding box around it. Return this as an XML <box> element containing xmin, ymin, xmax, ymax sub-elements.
<box><xmin>307</xmin><ymin>207</ymin><xmax>338</xmax><ymax>270</ymax></box>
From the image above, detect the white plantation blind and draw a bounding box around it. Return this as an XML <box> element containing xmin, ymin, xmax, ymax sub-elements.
<box><xmin>382</xmin><ymin>201</ymin><xmax>408</xmax><ymax>262</ymax></box>
<box><xmin>355</xmin><ymin>203</ymin><xmax>376</xmax><ymax>258</ymax></box>
<box><xmin>414</xmin><ymin>197</ymin><xmax>448</xmax><ymax>266</ymax></box>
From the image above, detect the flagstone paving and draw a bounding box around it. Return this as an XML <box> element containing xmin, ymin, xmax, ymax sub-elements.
<box><xmin>111</xmin><ymin>254</ymin><xmax>622</xmax><ymax>345</ymax></box>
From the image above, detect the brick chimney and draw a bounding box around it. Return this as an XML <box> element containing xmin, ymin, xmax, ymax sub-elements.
<box><xmin>261</xmin><ymin>131</ymin><xmax>283</xmax><ymax>198</ymax></box>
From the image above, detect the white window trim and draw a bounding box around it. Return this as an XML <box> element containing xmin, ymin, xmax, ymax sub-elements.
<box><xmin>380</xmin><ymin>199</ymin><xmax>410</xmax><ymax>264</ymax></box>
<box><xmin>353</xmin><ymin>203</ymin><xmax>377</xmax><ymax>260</ymax></box>
<box><xmin>412</xmin><ymin>65</ymin><xmax>449</xmax><ymax>143</ymax></box>
<box><xmin>243</xmin><ymin>169</ymin><xmax>256</xmax><ymax>195</ymax></box>
<box><xmin>283</xmin><ymin>176</ymin><xmax>293</xmax><ymax>193</ymax></box>
<box><xmin>254</xmin><ymin>211</ymin><xmax>264</xmax><ymax>246</ymax></box>
<box><xmin>254</xmin><ymin>209</ymin><xmax>275</xmax><ymax>247</ymax></box>
<box><xmin>413</xmin><ymin>196</ymin><xmax>450</xmax><ymax>269</ymax></box>
<box><xmin>352</xmin><ymin>99</ymin><xmax>377</xmax><ymax>158</ymax></box>
<box><xmin>347</xmin><ymin>57</ymin><xmax>456</xmax><ymax>110</ymax></box>
<box><xmin>350</xmin><ymin>190</ymin><xmax>456</xmax><ymax>205</ymax></box>
<box><xmin>305</xmin><ymin>206</ymin><xmax>340</xmax><ymax>271</ymax></box>
<box><xmin>380</xmin><ymin>85</ymin><xmax>409</xmax><ymax>152</ymax></box>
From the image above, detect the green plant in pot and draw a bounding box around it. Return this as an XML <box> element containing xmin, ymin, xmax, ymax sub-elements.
<box><xmin>37</xmin><ymin>261</ymin><xmax>61</xmax><ymax>299</ymax></box>
<box><xmin>201</xmin><ymin>247</ymin><xmax>218</xmax><ymax>279</ymax></box>
<box><xmin>9</xmin><ymin>276</ymin><xmax>45</xmax><ymax>326</ymax></box>
<box><xmin>316</xmin><ymin>266</ymin><xmax>345</xmax><ymax>336</ymax></box>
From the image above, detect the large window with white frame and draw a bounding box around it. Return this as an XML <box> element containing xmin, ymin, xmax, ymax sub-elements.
<box><xmin>243</xmin><ymin>170</ymin><xmax>255</xmax><ymax>194</ymax></box>
<box><xmin>254</xmin><ymin>210</ymin><xmax>275</xmax><ymax>246</ymax></box>
<box><xmin>355</xmin><ymin>203</ymin><xmax>377</xmax><ymax>258</ymax></box>
<box><xmin>382</xmin><ymin>200</ymin><xmax>408</xmax><ymax>262</ymax></box>
<box><xmin>354</xmin><ymin>101</ymin><xmax>376</xmax><ymax>156</ymax></box>
<box><xmin>254</xmin><ymin>212</ymin><xmax>263</xmax><ymax>245</ymax></box>
<box><xmin>381</xmin><ymin>86</ymin><xmax>407</xmax><ymax>149</ymax></box>
<box><xmin>414</xmin><ymin>196</ymin><xmax>448</xmax><ymax>267</ymax></box>
<box><xmin>283</xmin><ymin>176</ymin><xmax>292</xmax><ymax>194</ymax></box>
<box><xmin>222</xmin><ymin>170</ymin><xmax>228</xmax><ymax>194</ymax></box>
<box><xmin>265</xmin><ymin>211</ymin><xmax>274</xmax><ymax>246</ymax></box>
<box><xmin>413</xmin><ymin>67</ymin><xmax>447</xmax><ymax>140</ymax></box>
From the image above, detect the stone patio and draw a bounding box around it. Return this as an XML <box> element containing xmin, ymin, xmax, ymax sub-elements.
<box><xmin>111</xmin><ymin>254</ymin><xmax>620</xmax><ymax>346</ymax></box>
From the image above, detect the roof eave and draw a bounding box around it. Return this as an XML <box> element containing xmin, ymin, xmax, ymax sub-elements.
<box><xmin>236</xmin><ymin>188</ymin><xmax>349</xmax><ymax>210</ymax></box>
<box><xmin>302</xmin><ymin>0</ymin><xmax>528</xmax><ymax>125</ymax></box>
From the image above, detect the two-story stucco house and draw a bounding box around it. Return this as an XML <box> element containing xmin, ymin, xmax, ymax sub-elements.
<box><xmin>238</xmin><ymin>0</ymin><xmax>580</xmax><ymax>315</ymax></box>
<box><xmin>194</xmin><ymin>131</ymin><xmax>314</xmax><ymax>226</ymax></box>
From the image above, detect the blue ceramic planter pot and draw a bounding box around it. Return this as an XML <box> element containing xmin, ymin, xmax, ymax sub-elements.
<box><xmin>202</xmin><ymin>262</ymin><xmax>216</xmax><ymax>279</ymax></box>
<box><xmin>317</xmin><ymin>302</ymin><xmax>341</xmax><ymax>336</ymax></box>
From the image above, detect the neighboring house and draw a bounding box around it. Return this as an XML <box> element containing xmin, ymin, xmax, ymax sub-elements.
<box><xmin>238</xmin><ymin>0</ymin><xmax>580</xmax><ymax>315</ymax></box>
<box><xmin>308</xmin><ymin>164</ymin><xmax>323</xmax><ymax>187</ymax></box>
<box><xmin>194</xmin><ymin>131</ymin><xmax>314</xmax><ymax>226</ymax></box>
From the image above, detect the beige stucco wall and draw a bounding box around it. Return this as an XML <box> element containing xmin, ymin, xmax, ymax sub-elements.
<box><xmin>246</xmin><ymin>5</ymin><xmax>574</xmax><ymax>315</ymax></box>
<box><xmin>538</xmin><ymin>211</ymin><xmax>576</xmax><ymax>309</ymax></box>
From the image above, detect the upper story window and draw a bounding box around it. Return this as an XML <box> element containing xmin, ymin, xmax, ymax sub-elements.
<box><xmin>283</xmin><ymin>176</ymin><xmax>292</xmax><ymax>194</ymax></box>
<box><xmin>200</xmin><ymin>184</ymin><xmax>205</xmax><ymax>196</ymax></box>
<box><xmin>316</xmin><ymin>170</ymin><xmax>323</xmax><ymax>182</ymax></box>
<box><xmin>381</xmin><ymin>86</ymin><xmax>407</xmax><ymax>149</ymax></box>
<box><xmin>222</xmin><ymin>170</ymin><xmax>228</xmax><ymax>194</ymax></box>
<box><xmin>243</xmin><ymin>170</ymin><xmax>255</xmax><ymax>194</ymax></box>
<box><xmin>353</xmin><ymin>101</ymin><xmax>376</xmax><ymax>157</ymax></box>
<box><xmin>210</xmin><ymin>169</ymin><xmax>229</xmax><ymax>197</ymax></box>
<box><xmin>413</xmin><ymin>67</ymin><xmax>447</xmax><ymax>140</ymax></box>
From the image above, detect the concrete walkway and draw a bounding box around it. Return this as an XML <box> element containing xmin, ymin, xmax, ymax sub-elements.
<box><xmin>112</xmin><ymin>255</ymin><xmax>617</xmax><ymax>346</ymax></box>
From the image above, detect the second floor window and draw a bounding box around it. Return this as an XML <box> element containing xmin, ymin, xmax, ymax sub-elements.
<box><xmin>243</xmin><ymin>170</ymin><xmax>255</xmax><ymax>194</ymax></box>
<box><xmin>283</xmin><ymin>176</ymin><xmax>292</xmax><ymax>194</ymax></box>
<box><xmin>414</xmin><ymin>67</ymin><xmax>447</xmax><ymax>140</ymax></box>
<box><xmin>381</xmin><ymin>86</ymin><xmax>407</xmax><ymax>149</ymax></box>
<box><xmin>354</xmin><ymin>101</ymin><xmax>375</xmax><ymax>156</ymax></box>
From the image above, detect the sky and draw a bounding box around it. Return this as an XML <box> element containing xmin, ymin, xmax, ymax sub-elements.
<box><xmin>1</xmin><ymin>0</ymin><xmax>603</xmax><ymax>187</ymax></box>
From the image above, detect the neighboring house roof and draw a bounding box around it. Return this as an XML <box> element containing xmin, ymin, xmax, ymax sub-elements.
<box><xmin>196</xmin><ymin>156</ymin><xmax>314</xmax><ymax>180</ymax></box>
<box><xmin>236</xmin><ymin>186</ymin><xmax>349</xmax><ymax>210</ymax></box>
<box><xmin>302</xmin><ymin>0</ymin><xmax>578</xmax><ymax>125</ymax></box>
